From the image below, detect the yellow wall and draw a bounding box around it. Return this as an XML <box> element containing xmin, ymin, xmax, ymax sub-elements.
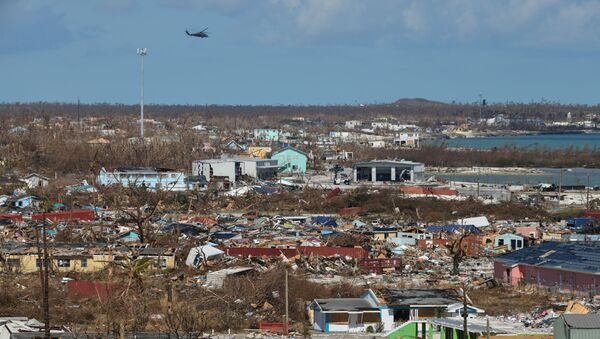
<box><xmin>4</xmin><ymin>253</ymin><xmax>175</xmax><ymax>273</ymax></box>
<box><xmin>373</xmin><ymin>232</ymin><xmax>398</xmax><ymax>241</ymax></box>
<box><xmin>247</xmin><ymin>147</ymin><xmax>272</xmax><ymax>158</ymax></box>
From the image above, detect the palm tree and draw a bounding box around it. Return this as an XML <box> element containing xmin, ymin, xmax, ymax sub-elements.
<box><xmin>117</xmin><ymin>256</ymin><xmax>153</xmax><ymax>296</ymax></box>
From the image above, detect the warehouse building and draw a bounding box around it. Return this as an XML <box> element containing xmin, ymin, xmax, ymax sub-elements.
<box><xmin>192</xmin><ymin>157</ymin><xmax>279</xmax><ymax>183</ymax></box>
<box><xmin>352</xmin><ymin>160</ymin><xmax>425</xmax><ymax>183</ymax></box>
<box><xmin>494</xmin><ymin>241</ymin><xmax>600</xmax><ymax>295</ymax></box>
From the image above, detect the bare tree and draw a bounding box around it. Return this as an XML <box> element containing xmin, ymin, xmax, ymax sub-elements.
<box><xmin>99</xmin><ymin>185</ymin><xmax>165</xmax><ymax>244</ymax></box>
<box><xmin>446</xmin><ymin>230</ymin><xmax>470</xmax><ymax>276</ymax></box>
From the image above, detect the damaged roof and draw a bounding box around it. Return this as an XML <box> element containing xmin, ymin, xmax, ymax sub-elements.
<box><xmin>377</xmin><ymin>288</ymin><xmax>459</xmax><ymax>306</ymax></box>
<box><xmin>495</xmin><ymin>241</ymin><xmax>600</xmax><ymax>274</ymax></box>
<box><xmin>562</xmin><ymin>314</ymin><xmax>600</xmax><ymax>329</ymax></box>
<box><xmin>313</xmin><ymin>298</ymin><xmax>379</xmax><ymax>312</ymax></box>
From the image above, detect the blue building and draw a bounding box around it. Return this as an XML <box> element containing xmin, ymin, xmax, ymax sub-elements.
<box><xmin>494</xmin><ymin>233</ymin><xmax>526</xmax><ymax>251</ymax></box>
<box><xmin>13</xmin><ymin>196</ymin><xmax>39</xmax><ymax>209</ymax></box>
<box><xmin>97</xmin><ymin>167</ymin><xmax>188</xmax><ymax>191</ymax></box>
<box><xmin>271</xmin><ymin>146</ymin><xmax>308</xmax><ymax>174</ymax></box>
<box><xmin>253</xmin><ymin>128</ymin><xmax>280</xmax><ymax>142</ymax></box>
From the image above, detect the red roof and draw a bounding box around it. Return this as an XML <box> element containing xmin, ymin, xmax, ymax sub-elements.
<box><xmin>32</xmin><ymin>209</ymin><xmax>95</xmax><ymax>221</ymax></box>
<box><xmin>0</xmin><ymin>214</ymin><xmax>23</xmax><ymax>221</ymax></box>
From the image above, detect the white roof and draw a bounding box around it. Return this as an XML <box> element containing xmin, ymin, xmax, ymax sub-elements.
<box><xmin>455</xmin><ymin>216</ymin><xmax>490</xmax><ymax>228</ymax></box>
<box><xmin>185</xmin><ymin>245</ymin><xmax>224</xmax><ymax>267</ymax></box>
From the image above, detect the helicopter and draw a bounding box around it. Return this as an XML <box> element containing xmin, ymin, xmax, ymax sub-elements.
<box><xmin>186</xmin><ymin>28</ymin><xmax>209</xmax><ymax>38</ymax></box>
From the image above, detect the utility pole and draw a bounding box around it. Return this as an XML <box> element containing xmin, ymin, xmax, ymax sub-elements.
<box><xmin>284</xmin><ymin>269</ymin><xmax>289</xmax><ymax>335</ymax></box>
<box><xmin>558</xmin><ymin>169</ymin><xmax>563</xmax><ymax>201</ymax></box>
<box><xmin>77</xmin><ymin>97</ymin><xmax>81</xmax><ymax>130</ymax></box>
<box><xmin>587</xmin><ymin>174</ymin><xmax>591</xmax><ymax>210</ymax></box>
<box><xmin>42</xmin><ymin>211</ymin><xmax>50</xmax><ymax>338</ymax></box>
<box><xmin>477</xmin><ymin>167</ymin><xmax>481</xmax><ymax>199</ymax></box>
<box><xmin>486</xmin><ymin>317</ymin><xmax>490</xmax><ymax>339</ymax></box>
<box><xmin>137</xmin><ymin>48</ymin><xmax>148</xmax><ymax>140</ymax></box>
<box><xmin>462</xmin><ymin>285</ymin><xmax>468</xmax><ymax>339</ymax></box>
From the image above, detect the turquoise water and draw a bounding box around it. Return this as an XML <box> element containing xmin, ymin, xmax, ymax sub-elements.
<box><xmin>424</xmin><ymin>133</ymin><xmax>600</xmax><ymax>150</ymax></box>
<box><xmin>431</xmin><ymin>168</ymin><xmax>600</xmax><ymax>186</ymax></box>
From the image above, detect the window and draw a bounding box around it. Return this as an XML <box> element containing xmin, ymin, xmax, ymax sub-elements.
<box><xmin>328</xmin><ymin>313</ymin><xmax>349</xmax><ymax>323</ymax></box>
<box><xmin>498</xmin><ymin>239</ymin><xmax>505</xmax><ymax>246</ymax></box>
<box><xmin>156</xmin><ymin>258</ymin><xmax>167</xmax><ymax>268</ymax></box>
<box><xmin>517</xmin><ymin>240</ymin><xmax>523</xmax><ymax>248</ymax></box>
<box><xmin>6</xmin><ymin>259</ymin><xmax>20</xmax><ymax>268</ymax></box>
<box><xmin>80</xmin><ymin>259</ymin><xmax>88</xmax><ymax>268</ymax></box>
<box><xmin>57</xmin><ymin>259</ymin><xmax>71</xmax><ymax>267</ymax></box>
<box><xmin>362</xmin><ymin>313</ymin><xmax>380</xmax><ymax>323</ymax></box>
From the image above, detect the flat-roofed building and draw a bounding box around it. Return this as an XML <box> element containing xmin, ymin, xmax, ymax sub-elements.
<box><xmin>192</xmin><ymin>157</ymin><xmax>279</xmax><ymax>183</ymax></box>
<box><xmin>352</xmin><ymin>160</ymin><xmax>425</xmax><ymax>183</ymax></box>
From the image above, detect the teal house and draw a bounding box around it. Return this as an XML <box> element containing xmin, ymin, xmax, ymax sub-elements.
<box><xmin>253</xmin><ymin>128</ymin><xmax>280</xmax><ymax>142</ymax></box>
<box><xmin>271</xmin><ymin>146</ymin><xmax>308</xmax><ymax>174</ymax></box>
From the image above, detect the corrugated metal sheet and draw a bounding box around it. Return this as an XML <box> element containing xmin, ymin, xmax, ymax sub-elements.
<box><xmin>0</xmin><ymin>214</ymin><xmax>23</xmax><ymax>221</ymax></box>
<box><xmin>32</xmin><ymin>209</ymin><xmax>95</xmax><ymax>221</ymax></box>
<box><xmin>222</xmin><ymin>246</ymin><xmax>367</xmax><ymax>259</ymax></box>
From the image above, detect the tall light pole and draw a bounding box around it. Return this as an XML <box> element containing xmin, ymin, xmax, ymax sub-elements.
<box><xmin>137</xmin><ymin>48</ymin><xmax>147</xmax><ymax>139</ymax></box>
<box><xmin>479</xmin><ymin>93</ymin><xmax>483</xmax><ymax>121</ymax></box>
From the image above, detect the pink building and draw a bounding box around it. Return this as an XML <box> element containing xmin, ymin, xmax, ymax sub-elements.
<box><xmin>515</xmin><ymin>226</ymin><xmax>542</xmax><ymax>239</ymax></box>
<box><xmin>494</xmin><ymin>241</ymin><xmax>600</xmax><ymax>295</ymax></box>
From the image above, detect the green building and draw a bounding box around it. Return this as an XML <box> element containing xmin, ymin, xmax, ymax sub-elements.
<box><xmin>271</xmin><ymin>146</ymin><xmax>308</xmax><ymax>174</ymax></box>
<box><xmin>554</xmin><ymin>314</ymin><xmax>600</xmax><ymax>339</ymax></box>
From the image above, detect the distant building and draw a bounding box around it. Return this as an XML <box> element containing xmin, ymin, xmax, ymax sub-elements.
<box><xmin>253</xmin><ymin>128</ymin><xmax>280</xmax><ymax>142</ymax></box>
<box><xmin>393</xmin><ymin>133</ymin><xmax>419</xmax><ymax>147</ymax></box>
<box><xmin>192</xmin><ymin>158</ymin><xmax>279</xmax><ymax>183</ymax></box>
<box><xmin>353</xmin><ymin>160</ymin><xmax>425</xmax><ymax>182</ymax></box>
<box><xmin>345</xmin><ymin>120</ymin><xmax>362</xmax><ymax>129</ymax></box>
<box><xmin>20</xmin><ymin>173</ymin><xmax>49</xmax><ymax>189</ymax></box>
<box><xmin>270</xmin><ymin>146</ymin><xmax>308</xmax><ymax>174</ymax></box>
<box><xmin>368</xmin><ymin>140</ymin><xmax>386</xmax><ymax>148</ymax></box>
<box><xmin>97</xmin><ymin>167</ymin><xmax>188</xmax><ymax>191</ymax></box>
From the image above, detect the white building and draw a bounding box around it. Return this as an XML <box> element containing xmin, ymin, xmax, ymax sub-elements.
<box><xmin>20</xmin><ymin>173</ymin><xmax>49</xmax><ymax>189</ymax></box>
<box><xmin>97</xmin><ymin>167</ymin><xmax>188</xmax><ymax>191</ymax></box>
<box><xmin>192</xmin><ymin>157</ymin><xmax>280</xmax><ymax>183</ymax></box>
<box><xmin>393</xmin><ymin>132</ymin><xmax>419</xmax><ymax>147</ymax></box>
<box><xmin>345</xmin><ymin>120</ymin><xmax>362</xmax><ymax>129</ymax></box>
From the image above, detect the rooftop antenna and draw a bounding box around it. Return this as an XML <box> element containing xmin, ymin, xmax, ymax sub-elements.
<box><xmin>137</xmin><ymin>48</ymin><xmax>148</xmax><ymax>139</ymax></box>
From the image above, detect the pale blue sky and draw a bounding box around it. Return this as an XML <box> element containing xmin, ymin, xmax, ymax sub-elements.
<box><xmin>2</xmin><ymin>0</ymin><xmax>600</xmax><ymax>105</ymax></box>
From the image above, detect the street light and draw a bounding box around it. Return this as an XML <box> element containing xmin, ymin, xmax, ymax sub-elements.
<box><xmin>137</xmin><ymin>48</ymin><xmax>148</xmax><ymax>139</ymax></box>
